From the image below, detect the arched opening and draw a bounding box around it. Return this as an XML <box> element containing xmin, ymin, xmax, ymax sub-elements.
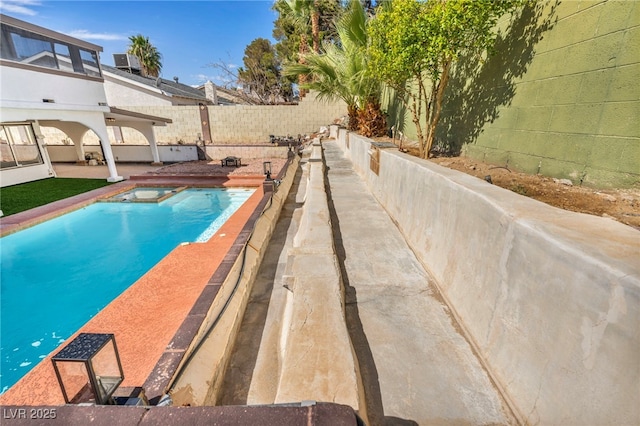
<box><xmin>39</xmin><ymin>122</ymin><xmax>105</xmax><ymax>164</ymax></box>
<box><xmin>117</xmin><ymin>126</ymin><xmax>150</xmax><ymax>145</ymax></box>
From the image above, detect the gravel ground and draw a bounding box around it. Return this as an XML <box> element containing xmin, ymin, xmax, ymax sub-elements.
<box><xmin>145</xmin><ymin>158</ymin><xmax>288</xmax><ymax>177</ymax></box>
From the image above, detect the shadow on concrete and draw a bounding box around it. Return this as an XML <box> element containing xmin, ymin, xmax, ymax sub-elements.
<box><xmin>434</xmin><ymin>0</ymin><xmax>560</xmax><ymax>156</ymax></box>
<box><xmin>216</xmin><ymin>166</ymin><xmax>304</xmax><ymax>405</ymax></box>
<box><xmin>384</xmin><ymin>417</ymin><xmax>420</xmax><ymax>426</ymax></box>
<box><xmin>323</xmin><ymin>161</ymin><xmax>417</xmax><ymax>426</ymax></box>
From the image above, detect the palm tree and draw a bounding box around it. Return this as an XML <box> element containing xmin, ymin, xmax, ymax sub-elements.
<box><xmin>281</xmin><ymin>0</ymin><xmax>313</xmax><ymax>95</ymax></box>
<box><xmin>285</xmin><ymin>0</ymin><xmax>386</xmax><ymax>136</ymax></box>
<box><xmin>127</xmin><ymin>34</ymin><xmax>162</xmax><ymax>78</ymax></box>
<box><xmin>284</xmin><ymin>0</ymin><xmax>322</xmax><ymax>54</ymax></box>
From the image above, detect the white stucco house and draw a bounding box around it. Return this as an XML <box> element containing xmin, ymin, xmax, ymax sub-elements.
<box><xmin>102</xmin><ymin>61</ymin><xmax>242</xmax><ymax>107</ymax></box>
<box><xmin>0</xmin><ymin>14</ymin><xmax>170</xmax><ymax>187</ymax></box>
<box><xmin>103</xmin><ymin>64</ymin><xmax>213</xmax><ymax>106</ymax></box>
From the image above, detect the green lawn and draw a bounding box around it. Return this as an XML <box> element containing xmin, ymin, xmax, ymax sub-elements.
<box><xmin>0</xmin><ymin>177</ymin><xmax>113</xmax><ymax>217</ymax></box>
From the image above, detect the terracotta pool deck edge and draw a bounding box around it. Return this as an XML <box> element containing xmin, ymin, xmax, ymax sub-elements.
<box><xmin>142</xmin><ymin>191</ymin><xmax>273</xmax><ymax>404</ymax></box>
<box><xmin>142</xmin><ymin>157</ymin><xmax>296</xmax><ymax>404</ymax></box>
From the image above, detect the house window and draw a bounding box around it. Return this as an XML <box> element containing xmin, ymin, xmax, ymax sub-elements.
<box><xmin>79</xmin><ymin>49</ymin><xmax>101</xmax><ymax>77</ymax></box>
<box><xmin>54</xmin><ymin>43</ymin><xmax>74</xmax><ymax>72</ymax></box>
<box><xmin>0</xmin><ymin>23</ymin><xmax>102</xmax><ymax>78</ymax></box>
<box><xmin>0</xmin><ymin>124</ymin><xmax>43</xmax><ymax>169</ymax></box>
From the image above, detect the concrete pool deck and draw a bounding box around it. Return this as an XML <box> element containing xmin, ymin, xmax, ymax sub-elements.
<box><xmin>0</xmin><ymin>164</ymin><xmax>280</xmax><ymax>405</ymax></box>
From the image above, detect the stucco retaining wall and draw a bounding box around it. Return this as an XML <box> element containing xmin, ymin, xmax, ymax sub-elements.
<box><xmin>334</xmin><ymin>127</ymin><xmax>640</xmax><ymax>425</ymax></box>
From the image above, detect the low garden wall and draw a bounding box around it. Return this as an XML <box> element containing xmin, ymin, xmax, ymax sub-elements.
<box><xmin>205</xmin><ymin>145</ymin><xmax>290</xmax><ymax>160</ymax></box>
<box><xmin>333</xmin><ymin>126</ymin><xmax>640</xmax><ymax>425</ymax></box>
<box><xmin>46</xmin><ymin>144</ymin><xmax>198</xmax><ymax>163</ymax></box>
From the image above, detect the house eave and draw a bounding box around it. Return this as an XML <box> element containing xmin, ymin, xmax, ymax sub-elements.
<box><xmin>107</xmin><ymin>107</ymin><xmax>172</xmax><ymax>125</ymax></box>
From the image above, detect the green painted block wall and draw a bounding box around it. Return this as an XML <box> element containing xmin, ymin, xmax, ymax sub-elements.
<box><xmin>387</xmin><ymin>0</ymin><xmax>640</xmax><ymax>188</ymax></box>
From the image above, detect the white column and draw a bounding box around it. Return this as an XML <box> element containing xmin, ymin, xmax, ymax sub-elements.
<box><xmin>73</xmin><ymin>137</ymin><xmax>85</xmax><ymax>162</ymax></box>
<box><xmin>95</xmin><ymin>128</ymin><xmax>123</xmax><ymax>182</ymax></box>
<box><xmin>143</xmin><ymin>127</ymin><xmax>162</xmax><ymax>165</ymax></box>
<box><xmin>49</xmin><ymin>123</ymin><xmax>86</xmax><ymax>162</ymax></box>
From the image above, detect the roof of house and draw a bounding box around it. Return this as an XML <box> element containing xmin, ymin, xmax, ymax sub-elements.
<box><xmin>193</xmin><ymin>83</ymin><xmax>254</xmax><ymax>106</ymax></box>
<box><xmin>101</xmin><ymin>64</ymin><xmax>211</xmax><ymax>103</ymax></box>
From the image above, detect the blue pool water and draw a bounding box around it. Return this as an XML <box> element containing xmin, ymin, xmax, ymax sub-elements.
<box><xmin>0</xmin><ymin>188</ymin><xmax>254</xmax><ymax>393</ymax></box>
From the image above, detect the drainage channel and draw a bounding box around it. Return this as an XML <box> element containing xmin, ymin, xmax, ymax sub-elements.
<box><xmin>216</xmin><ymin>162</ymin><xmax>307</xmax><ymax>405</ymax></box>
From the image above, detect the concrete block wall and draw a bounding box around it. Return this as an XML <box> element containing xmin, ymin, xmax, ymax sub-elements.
<box><xmin>209</xmin><ymin>92</ymin><xmax>345</xmax><ymax>143</ymax></box>
<box><xmin>120</xmin><ymin>105</ymin><xmax>203</xmax><ymax>144</ymax></box>
<box><xmin>335</xmin><ymin>128</ymin><xmax>640</xmax><ymax>425</ymax></box>
<box><xmin>39</xmin><ymin>94</ymin><xmax>345</xmax><ymax>149</ymax></box>
<box><xmin>110</xmin><ymin>93</ymin><xmax>345</xmax><ymax>145</ymax></box>
<box><xmin>393</xmin><ymin>0</ymin><xmax>639</xmax><ymax>188</ymax></box>
<box><xmin>205</xmin><ymin>145</ymin><xmax>290</xmax><ymax>160</ymax></box>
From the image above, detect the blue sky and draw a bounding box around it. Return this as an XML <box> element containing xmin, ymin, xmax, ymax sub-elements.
<box><xmin>0</xmin><ymin>0</ymin><xmax>279</xmax><ymax>86</ymax></box>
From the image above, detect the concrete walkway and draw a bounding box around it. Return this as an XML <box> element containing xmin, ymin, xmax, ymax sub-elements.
<box><xmin>322</xmin><ymin>140</ymin><xmax>514</xmax><ymax>425</ymax></box>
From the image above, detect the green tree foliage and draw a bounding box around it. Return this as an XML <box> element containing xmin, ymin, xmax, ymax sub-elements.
<box><xmin>285</xmin><ymin>0</ymin><xmax>386</xmax><ymax>136</ymax></box>
<box><xmin>127</xmin><ymin>34</ymin><xmax>162</xmax><ymax>78</ymax></box>
<box><xmin>238</xmin><ymin>38</ymin><xmax>287</xmax><ymax>104</ymax></box>
<box><xmin>272</xmin><ymin>0</ymin><xmax>343</xmax><ymax>96</ymax></box>
<box><xmin>368</xmin><ymin>0</ymin><xmax>524</xmax><ymax>158</ymax></box>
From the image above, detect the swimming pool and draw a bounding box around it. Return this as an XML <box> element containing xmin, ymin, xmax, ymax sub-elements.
<box><xmin>0</xmin><ymin>187</ymin><xmax>254</xmax><ymax>393</ymax></box>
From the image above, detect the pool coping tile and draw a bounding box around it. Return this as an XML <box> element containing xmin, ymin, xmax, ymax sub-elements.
<box><xmin>188</xmin><ymin>284</ymin><xmax>222</xmax><ymax>317</ymax></box>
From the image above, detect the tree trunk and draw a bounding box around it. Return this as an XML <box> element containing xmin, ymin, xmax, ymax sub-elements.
<box><xmin>409</xmin><ymin>94</ymin><xmax>425</xmax><ymax>158</ymax></box>
<box><xmin>311</xmin><ymin>4</ymin><xmax>320</xmax><ymax>53</ymax></box>
<box><xmin>424</xmin><ymin>60</ymin><xmax>451</xmax><ymax>158</ymax></box>
<box><xmin>358</xmin><ymin>98</ymin><xmax>387</xmax><ymax>137</ymax></box>
<box><xmin>298</xmin><ymin>33</ymin><xmax>309</xmax><ymax>97</ymax></box>
<box><xmin>347</xmin><ymin>104</ymin><xmax>359</xmax><ymax>132</ymax></box>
